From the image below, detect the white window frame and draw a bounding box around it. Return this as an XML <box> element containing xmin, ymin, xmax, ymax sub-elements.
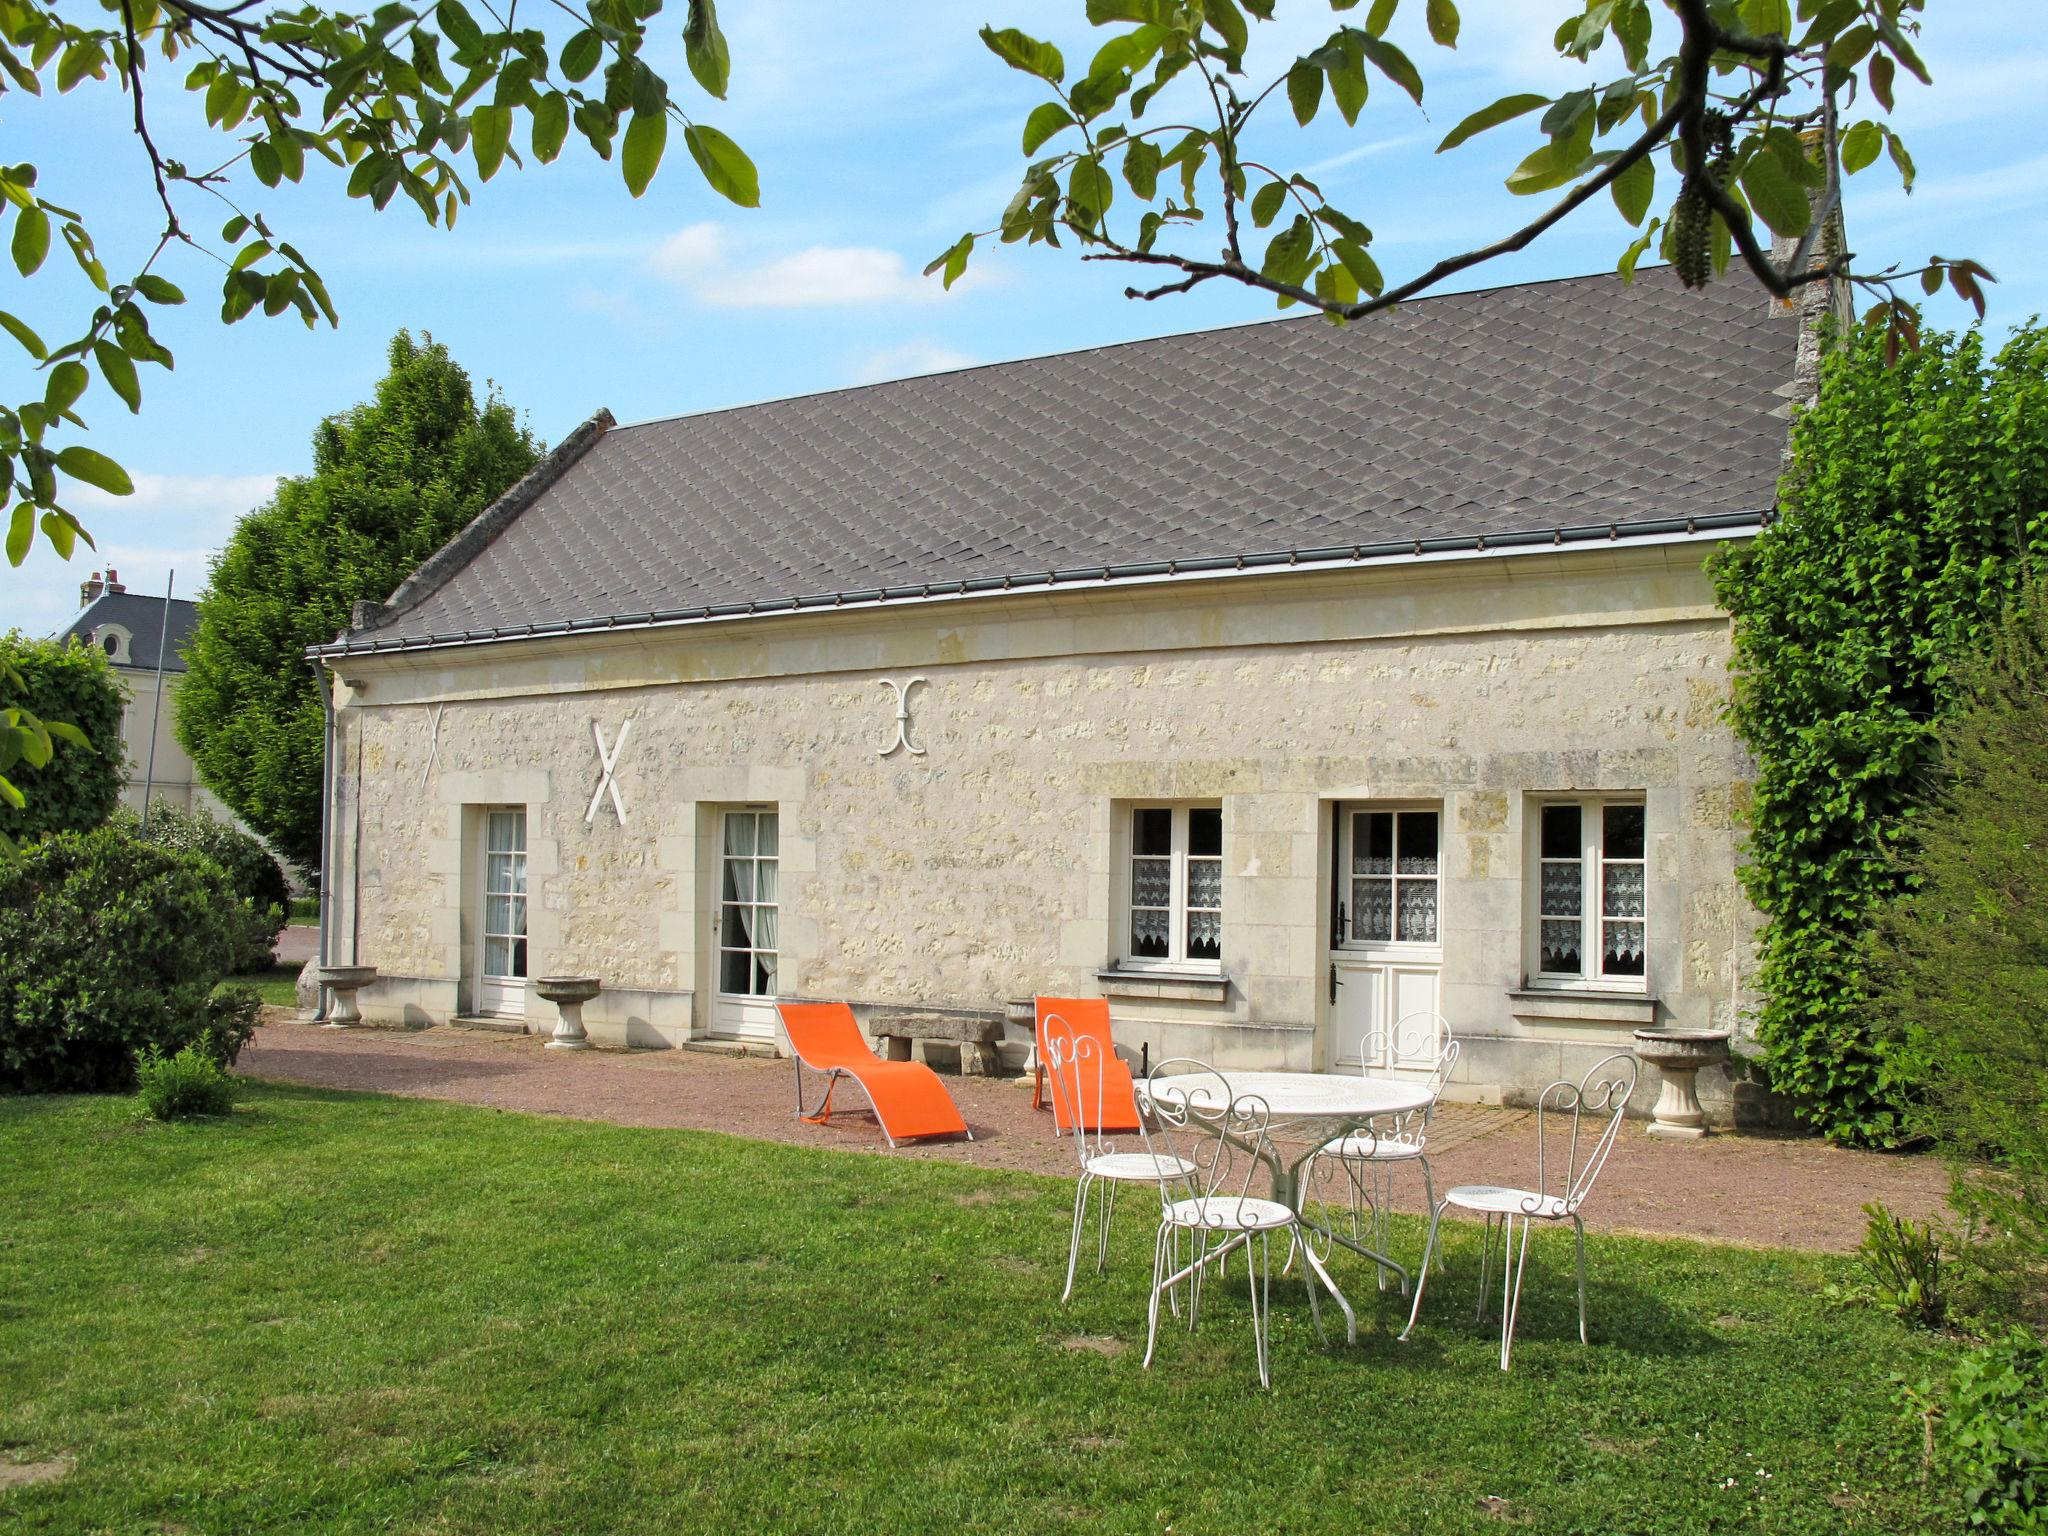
<box><xmin>1119</xmin><ymin>802</ymin><xmax>1224</xmax><ymax>973</ymax></box>
<box><xmin>1335</xmin><ymin>803</ymin><xmax>1444</xmax><ymax>954</ymax></box>
<box><xmin>1525</xmin><ymin>796</ymin><xmax>1648</xmax><ymax>991</ymax></box>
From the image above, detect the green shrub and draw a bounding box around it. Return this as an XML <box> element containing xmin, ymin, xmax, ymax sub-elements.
<box><xmin>1905</xmin><ymin>1330</ymin><xmax>2048</xmax><ymax>1532</ymax></box>
<box><xmin>1858</xmin><ymin>1202</ymin><xmax>1951</xmax><ymax>1330</ymax></box>
<box><xmin>119</xmin><ymin>802</ymin><xmax>289</xmax><ymax>972</ymax></box>
<box><xmin>0</xmin><ymin>824</ymin><xmax>252</xmax><ymax>1093</ymax></box>
<box><xmin>134</xmin><ymin>1045</ymin><xmax>238</xmax><ymax>1120</ymax></box>
<box><xmin>1870</xmin><ymin>590</ymin><xmax>2048</xmax><ymax>1306</ymax></box>
<box><xmin>1713</xmin><ymin>321</ymin><xmax>2048</xmax><ymax>1145</ymax></box>
<box><xmin>0</xmin><ymin>632</ymin><xmax>126</xmax><ymax>846</ymax></box>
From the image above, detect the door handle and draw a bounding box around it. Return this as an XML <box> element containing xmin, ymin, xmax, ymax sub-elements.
<box><xmin>1328</xmin><ymin>961</ymin><xmax>1341</xmax><ymax>1005</ymax></box>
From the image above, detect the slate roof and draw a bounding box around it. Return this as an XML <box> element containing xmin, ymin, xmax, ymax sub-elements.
<box><xmin>54</xmin><ymin>591</ymin><xmax>200</xmax><ymax>672</ymax></box>
<box><xmin>338</xmin><ymin>266</ymin><xmax>1801</xmax><ymax>655</ymax></box>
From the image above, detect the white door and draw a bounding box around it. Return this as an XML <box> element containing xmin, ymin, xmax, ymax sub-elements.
<box><xmin>477</xmin><ymin>807</ymin><xmax>528</xmax><ymax>1018</ymax></box>
<box><xmin>713</xmin><ymin>809</ymin><xmax>779</xmax><ymax>1040</ymax></box>
<box><xmin>1330</xmin><ymin>805</ymin><xmax>1443</xmax><ymax>1071</ymax></box>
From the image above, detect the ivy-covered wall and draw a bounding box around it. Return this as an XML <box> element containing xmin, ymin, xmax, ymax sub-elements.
<box><xmin>1713</xmin><ymin>322</ymin><xmax>2048</xmax><ymax>1145</ymax></box>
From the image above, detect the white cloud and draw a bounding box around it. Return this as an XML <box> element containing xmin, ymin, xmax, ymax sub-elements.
<box><xmin>846</xmin><ymin>340</ymin><xmax>978</xmax><ymax>385</ymax></box>
<box><xmin>647</xmin><ymin>223</ymin><xmax>976</xmax><ymax>309</ymax></box>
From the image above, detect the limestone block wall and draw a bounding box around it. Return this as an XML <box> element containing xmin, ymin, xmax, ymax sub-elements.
<box><xmin>324</xmin><ymin>539</ymin><xmax>1763</xmax><ymax>1109</ymax></box>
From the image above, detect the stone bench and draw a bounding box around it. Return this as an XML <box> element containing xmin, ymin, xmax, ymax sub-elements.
<box><xmin>871</xmin><ymin>1011</ymin><xmax>1004</xmax><ymax>1077</ymax></box>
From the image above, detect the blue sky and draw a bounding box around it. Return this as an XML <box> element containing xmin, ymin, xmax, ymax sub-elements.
<box><xmin>6</xmin><ymin>0</ymin><xmax>2043</xmax><ymax>633</ymax></box>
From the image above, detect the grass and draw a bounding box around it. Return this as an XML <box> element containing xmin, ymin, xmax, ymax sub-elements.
<box><xmin>287</xmin><ymin>896</ymin><xmax>319</xmax><ymax>925</ymax></box>
<box><xmin>224</xmin><ymin>964</ymin><xmax>301</xmax><ymax>1007</ymax></box>
<box><xmin>0</xmin><ymin>1083</ymin><xmax>1960</xmax><ymax>1535</ymax></box>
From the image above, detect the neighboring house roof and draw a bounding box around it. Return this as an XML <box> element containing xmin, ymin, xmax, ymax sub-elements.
<box><xmin>54</xmin><ymin>592</ymin><xmax>200</xmax><ymax>672</ymax></box>
<box><xmin>333</xmin><ymin>266</ymin><xmax>1804</xmax><ymax>658</ymax></box>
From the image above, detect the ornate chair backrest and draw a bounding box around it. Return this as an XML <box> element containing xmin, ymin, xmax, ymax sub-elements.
<box><xmin>1532</xmin><ymin>1051</ymin><xmax>1640</xmax><ymax>1214</ymax></box>
<box><xmin>1358</xmin><ymin>1010</ymin><xmax>1459</xmax><ymax>1138</ymax></box>
<box><xmin>1137</xmin><ymin>1057</ymin><xmax>1273</xmax><ymax>1223</ymax></box>
<box><xmin>1042</xmin><ymin>1012</ymin><xmax>1115</xmax><ymax>1171</ymax></box>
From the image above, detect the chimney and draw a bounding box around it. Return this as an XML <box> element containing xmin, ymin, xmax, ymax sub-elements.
<box><xmin>1773</xmin><ymin>128</ymin><xmax>1853</xmax><ymax>407</ymax></box>
<box><xmin>104</xmin><ymin>567</ymin><xmax>125</xmax><ymax>594</ymax></box>
<box><xmin>79</xmin><ymin>570</ymin><xmax>105</xmax><ymax>607</ymax></box>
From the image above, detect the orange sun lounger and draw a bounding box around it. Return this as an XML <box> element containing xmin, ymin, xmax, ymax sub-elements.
<box><xmin>778</xmin><ymin>1002</ymin><xmax>973</xmax><ymax>1148</ymax></box>
<box><xmin>1033</xmin><ymin>997</ymin><xmax>1140</xmax><ymax>1135</ymax></box>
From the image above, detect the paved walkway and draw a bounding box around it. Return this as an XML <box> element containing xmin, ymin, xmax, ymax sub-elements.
<box><xmin>240</xmin><ymin>1016</ymin><xmax>1949</xmax><ymax>1255</ymax></box>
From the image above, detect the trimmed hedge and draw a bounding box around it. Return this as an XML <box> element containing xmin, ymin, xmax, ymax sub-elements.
<box><xmin>0</xmin><ymin>824</ymin><xmax>258</xmax><ymax>1093</ymax></box>
<box><xmin>0</xmin><ymin>632</ymin><xmax>125</xmax><ymax>845</ymax></box>
<box><xmin>121</xmin><ymin>802</ymin><xmax>288</xmax><ymax>972</ymax></box>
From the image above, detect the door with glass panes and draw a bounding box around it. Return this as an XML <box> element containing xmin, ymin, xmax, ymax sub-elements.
<box><xmin>1329</xmin><ymin>804</ymin><xmax>1443</xmax><ymax>1070</ymax></box>
<box><xmin>712</xmin><ymin>809</ymin><xmax>779</xmax><ymax>1040</ymax></box>
<box><xmin>476</xmin><ymin>807</ymin><xmax>527</xmax><ymax>1017</ymax></box>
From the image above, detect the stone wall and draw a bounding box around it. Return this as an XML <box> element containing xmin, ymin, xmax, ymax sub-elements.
<box><xmin>324</xmin><ymin>538</ymin><xmax>1762</xmax><ymax>1110</ymax></box>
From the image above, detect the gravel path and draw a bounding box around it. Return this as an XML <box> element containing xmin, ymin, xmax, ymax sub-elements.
<box><xmin>240</xmin><ymin>1015</ymin><xmax>1948</xmax><ymax>1255</ymax></box>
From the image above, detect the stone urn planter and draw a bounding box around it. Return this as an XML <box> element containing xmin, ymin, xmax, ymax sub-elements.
<box><xmin>314</xmin><ymin>964</ymin><xmax>378</xmax><ymax>1028</ymax></box>
<box><xmin>1631</xmin><ymin>1028</ymin><xmax>1732</xmax><ymax>1139</ymax></box>
<box><xmin>535</xmin><ymin>976</ymin><xmax>602</xmax><ymax>1051</ymax></box>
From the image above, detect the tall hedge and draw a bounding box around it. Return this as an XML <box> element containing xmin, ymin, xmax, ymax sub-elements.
<box><xmin>1713</xmin><ymin>322</ymin><xmax>2048</xmax><ymax>1145</ymax></box>
<box><xmin>0</xmin><ymin>632</ymin><xmax>126</xmax><ymax>845</ymax></box>
<box><xmin>175</xmin><ymin>331</ymin><xmax>538</xmax><ymax>873</ymax></box>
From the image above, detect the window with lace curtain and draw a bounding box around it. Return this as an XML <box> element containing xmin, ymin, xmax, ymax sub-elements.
<box><xmin>1530</xmin><ymin>798</ymin><xmax>1647</xmax><ymax>986</ymax></box>
<box><xmin>1124</xmin><ymin>803</ymin><xmax>1223</xmax><ymax>970</ymax></box>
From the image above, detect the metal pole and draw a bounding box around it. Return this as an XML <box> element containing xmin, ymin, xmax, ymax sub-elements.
<box><xmin>139</xmin><ymin>569</ymin><xmax>174</xmax><ymax>831</ymax></box>
<box><xmin>313</xmin><ymin>659</ymin><xmax>334</xmax><ymax>1022</ymax></box>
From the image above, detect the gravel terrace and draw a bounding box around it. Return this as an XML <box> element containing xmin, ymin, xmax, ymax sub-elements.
<box><xmin>241</xmin><ymin>1013</ymin><xmax>1948</xmax><ymax>1255</ymax></box>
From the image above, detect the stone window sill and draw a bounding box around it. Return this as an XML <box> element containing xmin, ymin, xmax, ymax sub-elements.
<box><xmin>1506</xmin><ymin>987</ymin><xmax>1659</xmax><ymax>1028</ymax></box>
<box><xmin>1097</xmin><ymin>968</ymin><xmax>1230</xmax><ymax>1003</ymax></box>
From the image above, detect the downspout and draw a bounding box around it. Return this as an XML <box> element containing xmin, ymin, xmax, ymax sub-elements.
<box><xmin>313</xmin><ymin>659</ymin><xmax>334</xmax><ymax>1021</ymax></box>
<box><xmin>351</xmin><ymin>713</ymin><xmax>364</xmax><ymax>965</ymax></box>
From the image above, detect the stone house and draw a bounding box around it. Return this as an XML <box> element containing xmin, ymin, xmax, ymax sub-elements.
<box><xmin>313</xmin><ymin>268</ymin><xmax>1809</xmax><ymax>1111</ymax></box>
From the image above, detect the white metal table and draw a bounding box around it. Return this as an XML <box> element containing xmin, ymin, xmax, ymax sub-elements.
<box><xmin>1141</xmin><ymin>1070</ymin><xmax>1434</xmax><ymax>1344</ymax></box>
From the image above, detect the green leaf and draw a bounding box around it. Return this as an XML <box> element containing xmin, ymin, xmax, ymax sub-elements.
<box><xmin>1365</xmin><ymin>0</ymin><xmax>1397</xmax><ymax>35</ymax></box>
<box><xmin>1739</xmin><ymin>147</ymin><xmax>1813</xmax><ymax>239</ymax></box>
<box><xmin>436</xmin><ymin>0</ymin><xmax>485</xmax><ymax>52</ymax></box>
<box><xmin>1437</xmin><ymin>92</ymin><xmax>1546</xmax><ymax>152</ymax></box>
<box><xmin>685</xmin><ymin>0</ymin><xmax>730</xmax><ymax>100</ymax></box>
<box><xmin>561</xmin><ymin>28</ymin><xmax>602</xmax><ymax>83</ymax></box>
<box><xmin>54</xmin><ymin>444</ymin><xmax>132</xmax><ymax>496</ymax></box>
<box><xmin>1204</xmin><ymin>0</ymin><xmax>1248</xmax><ymax>60</ymax></box>
<box><xmin>921</xmin><ymin>233</ymin><xmax>974</xmax><ymax>290</ymax></box>
<box><xmin>621</xmin><ymin>110</ymin><xmax>666</xmax><ymax>198</ymax></box>
<box><xmin>1313</xmin><ymin>205</ymin><xmax>1372</xmax><ymax>244</ymax></box>
<box><xmin>1089</xmin><ymin>24</ymin><xmax>1163</xmax><ymax>83</ymax></box>
<box><xmin>1504</xmin><ymin>111</ymin><xmax>1592</xmax><ymax>195</ymax></box>
<box><xmin>10</xmin><ymin>204</ymin><xmax>48</xmax><ymax>276</ymax></box>
<box><xmin>1884</xmin><ymin>125</ymin><xmax>1916</xmax><ymax>191</ymax></box>
<box><xmin>5</xmin><ymin>502</ymin><xmax>30</xmax><ymax>565</ymax></box>
<box><xmin>93</xmin><ymin>339</ymin><xmax>140</xmax><ymax>413</ymax></box>
<box><xmin>1352</xmin><ymin>30</ymin><xmax>1423</xmax><ymax>105</ymax></box>
<box><xmin>1838</xmin><ymin>120</ymin><xmax>1880</xmax><ymax>176</ymax></box>
<box><xmin>532</xmin><ymin>93</ymin><xmax>570</xmax><ymax>163</ymax></box>
<box><xmin>1610</xmin><ymin>155</ymin><xmax>1654</xmax><ymax>226</ymax></box>
<box><xmin>471</xmin><ymin>104</ymin><xmax>513</xmax><ymax>181</ymax></box>
<box><xmin>1260</xmin><ymin>214</ymin><xmax>1315</xmax><ymax>286</ymax></box>
<box><xmin>1425</xmin><ymin>0</ymin><xmax>1458</xmax><ymax>46</ymax></box>
<box><xmin>682</xmin><ymin>124</ymin><xmax>758</xmax><ymax>208</ymax></box>
<box><xmin>1331</xmin><ymin>237</ymin><xmax>1383</xmax><ymax>297</ymax></box>
<box><xmin>1250</xmin><ymin>180</ymin><xmax>1287</xmax><ymax>229</ymax></box>
<box><xmin>1121</xmin><ymin>138</ymin><xmax>1161</xmax><ymax>200</ymax></box>
<box><xmin>1286</xmin><ymin>61</ymin><xmax>1323</xmax><ymax>126</ymax></box>
<box><xmin>0</xmin><ymin>309</ymin><xmax>47</xmax><ymax>360</ymax></box>
<box><xmin>1022</xmin><ymin>102</ymin><xmax>1074</xmax><ymax>155</ymax></box>
<box><xmin>979</xmin><ymin>26</ymin><xmax>1065</xmax><ymax>84</ymax></box>
<box><xmin>1066</xmin><ymin>157</ymin><xmax>1114</xmax><ymax>226</ymax></box>
<box><xmin>39</xmin><ymin>508</ymin><xmax>73</xmax><ymax>558</ymax></box>
<box><xmin>43</xmin><ymin>359</ymin><xmax>87</xmax><ymax>414</ymax></box>
<box><xmin>132</xmin><ymin>272</ymin><xmax>184</xmax><ymax>306</ymax></box>
<box><xmin>1617</xmin><ymin>217</ymin><xmax>1660</xmax><ymax>283</ymax></box>
<box><xmin>1327</xmin><ymin>53</ymin><xmax>1367</xmax><ymax>126</ymax></box>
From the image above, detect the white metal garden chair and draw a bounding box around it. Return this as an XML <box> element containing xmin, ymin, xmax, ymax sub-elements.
<box><xmin>1137</xmin><ymin>1058</ymin><xmax>1325</xmax><ymax>1390</ymax></box>
<box><xmin>1400</xmin><ymin>1050</ymin><xmax>1639</xmax><ymax>1371</ymax></box>
<box><xmin>1306</xmin><ymin>1011</ymin><xmax>1460</xmax><ymax>1290</ymax></box>
<box><xmin>1042</xmin><ymin>1015</ymin><xmax>1197</xmax><ymax>1304</ymax></box>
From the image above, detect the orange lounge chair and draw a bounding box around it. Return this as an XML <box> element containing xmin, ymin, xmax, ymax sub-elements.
<box><xmin>778</xmin><ymin>1002</ymin><xmax>973</xmax><ymax>1148</ymax></box>
<box><xmin>1033</xmin><ymin>997</ymin><xmax>1140</xmax><ymax>1135</ymax></box>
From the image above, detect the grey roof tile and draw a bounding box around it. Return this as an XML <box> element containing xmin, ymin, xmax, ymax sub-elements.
<box><xmin>360</xmin><ymin>267</ymin><xmax>1799</xmax><ymax>646</ymax></box>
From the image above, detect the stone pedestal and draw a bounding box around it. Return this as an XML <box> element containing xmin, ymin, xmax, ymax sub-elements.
<box><xmin>536</xmin><ymin>976</ymin><xmax>602</xmax><ymax>1051</ymax></box>
<box><xmin>315</xmin><ymin>965</ymin><xmax>378</xmax><ymax>1028</ymax></box>
<box><xmin>1632</xmin><ymin>1028</ymin><xmax>1732</xmax><ymax>1139</ymax></box>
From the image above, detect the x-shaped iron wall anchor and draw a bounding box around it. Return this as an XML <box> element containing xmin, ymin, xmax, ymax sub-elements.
<box><xmin>585</xmin><ymin>719</ymin><xmax>632</xmax><ymax>825</ymax></box>
<box><xmin>420</xmin><ymin>703</ymin><xmax>444</xmax><ymax>788</ymax></box>
<box><xmin>877</xmin><ymin>676</ymin><xmax>927</xmax><ymax>758</ymax></box>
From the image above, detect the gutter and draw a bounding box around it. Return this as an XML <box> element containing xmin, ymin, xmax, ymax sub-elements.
<box><xmin>310</xmin><ymin>509</ymin><xmax>1765</xmax><ymax>663</ymax></box>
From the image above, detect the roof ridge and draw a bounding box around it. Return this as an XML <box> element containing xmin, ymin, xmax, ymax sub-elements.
<box><xmin>607</xmin><ymin>265</ymin><xmax>1677</xmax><ymax>436</ymax></box>
<box><xmin>351</xmin><ymin>408</ymin><xmax>617</xmax><ymax>639</ymax></box>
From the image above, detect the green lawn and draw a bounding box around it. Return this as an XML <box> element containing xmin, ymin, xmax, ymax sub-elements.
<box><xmin>0</xmin><ymin>1083</ymin><xmax>1957</xmax><ymax>1534</ymax></box>
<box><xmin>225</xmin><ymin>965</ymin><xmax>300</xmax><ymax>1007</ymax></box>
